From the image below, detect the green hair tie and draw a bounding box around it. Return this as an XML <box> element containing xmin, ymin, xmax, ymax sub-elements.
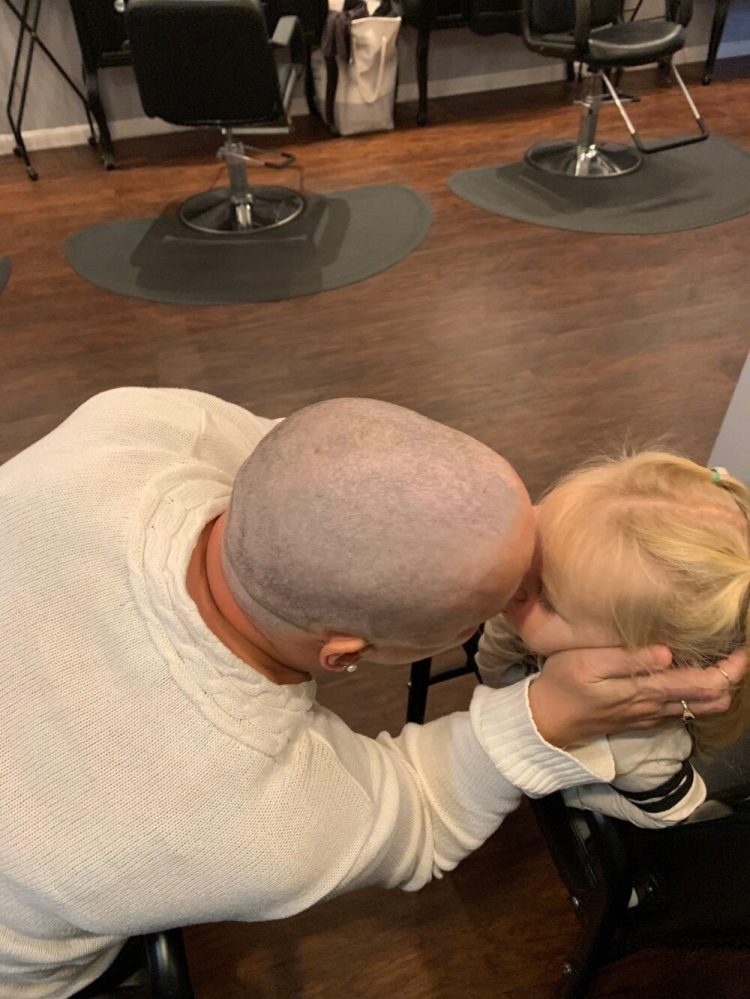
<box><xmin>710</xmin><ymin>467</ymin><xmax>728</xmax><ymax>484</ymax></box>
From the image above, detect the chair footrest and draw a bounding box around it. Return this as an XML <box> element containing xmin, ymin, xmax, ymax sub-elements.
<box><xmin>633</xmin><ymin>129</ymin><xmax>709</xmax><ymax>155</ymax></box>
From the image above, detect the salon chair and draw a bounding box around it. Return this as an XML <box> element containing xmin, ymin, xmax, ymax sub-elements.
<box><xmin>520</xmin><ymin>0</ymin><xmax>707</xmax><ymax>177</ymax></box>
<box><xmin>407</xmin><ymin>640</ymin><xmax>750</xmax><ymax>998</ymax></box>
<box><xmin>531</xmin><ymin>761</ymin><xmax>750</xmax><ymax>998</ymax></box>
<box><xmin>125</xmin><ymin>0</ymin><xmax>306</xmax><ymax>234</ymax></box>
<box><xmin>78</xmin><ymin>929</ymin><xmax>195</xmax><ymax>998</ymax></box>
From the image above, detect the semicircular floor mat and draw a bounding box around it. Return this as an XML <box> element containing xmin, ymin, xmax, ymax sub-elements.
<box><xmin>448</xmin><ymin>137</ymin><xmax>750</xmax><ymax>234</ymax></box>
<box><xmin>65</xmin><ymin>185</ymin><xmax>432</xmax><ymax>305</ymax></box>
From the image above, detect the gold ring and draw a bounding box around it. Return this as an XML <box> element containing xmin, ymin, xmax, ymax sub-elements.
<box><xmin>717</xmin><ymin>665</ymin><xmax>732</xmax><ymax>685</ymax></box>
<box><xmin>681</xmin><ymin>699</ymin><xmax>696</xmax><ymax>722</ymax></box>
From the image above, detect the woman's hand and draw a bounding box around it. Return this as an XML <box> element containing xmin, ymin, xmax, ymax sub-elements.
<box><xmin>527</xmin><ymin>645</ymin><xmax>747</xmax><ymax>748</ymax></box>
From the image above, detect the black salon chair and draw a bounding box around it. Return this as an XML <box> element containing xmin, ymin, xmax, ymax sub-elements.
<box><xmin>407</xmin><ymin>639</ymin><xmax>750</xmax><ymax>998</ymax></box>
<box><xmin>532</xmin><ymin>774</ymin><xmax>750</xmax><ymax>998</ymax></box>
<box><xmin>520</xmin><ymin>0</ymin><xmax>708</xmax><ymax>177</ymax></box>
<box><xmin>77</xmin><ymin>929</ymin><xmax>195</xmax><ymax>998</ymax></box>
<box><xmin>125</xmin><ymin>0</ymin><xmax>306</xmax><ymax>234</ymax></box>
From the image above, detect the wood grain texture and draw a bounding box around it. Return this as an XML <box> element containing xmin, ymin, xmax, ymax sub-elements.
<box><xmin>2</xmin><ymin>58</ymin><xmax>749</xmax><ymax>999</ymax></box>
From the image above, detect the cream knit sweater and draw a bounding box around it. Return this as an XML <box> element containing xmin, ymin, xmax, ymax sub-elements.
<box><xmin>0</xmin><ymin>388</ymin><xmax>614</xmax><ymax>999</ymax></box>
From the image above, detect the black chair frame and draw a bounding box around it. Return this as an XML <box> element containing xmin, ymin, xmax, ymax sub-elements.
<box><xmin>144</xmin><ymin>930</ymin><xmax>195</xmax><ymax>999</ymax></box>
<box><xmin>79</xmin><ymin>929</ymin><xmax>195</xmax><ymax>998</ymax></box>
<box><xmin>407</xmin><ymin>636</ymin><xmax>750</xmax><ymax>998</ymax></box>
<box><xmin>532</xmin><ymin>793</ymin><xmax>750</xmax><ymax>997</ymax></box>
<box><xmin>406</xmin><ymin>628</ymin><xmax>483</xmax><ymax>724</ymax></box>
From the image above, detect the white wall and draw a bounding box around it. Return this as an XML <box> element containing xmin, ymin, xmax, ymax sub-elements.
<box><xmin>1</xmin><ymin>0</ymin><xmax>748</xmax><ymax>153</ymax></box>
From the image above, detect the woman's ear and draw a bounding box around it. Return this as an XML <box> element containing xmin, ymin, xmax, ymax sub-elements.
<box><xmin>320</xmin><ymin>635</ymin><xmax>369</xmax><ymax>672</ymax></box>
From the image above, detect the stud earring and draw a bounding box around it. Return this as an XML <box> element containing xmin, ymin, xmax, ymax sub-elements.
<box><xmin>345</xmin><ymin>663</ymin><xmax>358</xmax><ymax>674</ymax></box>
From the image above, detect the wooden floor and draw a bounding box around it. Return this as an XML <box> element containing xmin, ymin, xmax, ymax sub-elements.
<box><xmin>2</xmin><ymin>57</ymin><xmax>750</xmax><ymax>999</ymax></box>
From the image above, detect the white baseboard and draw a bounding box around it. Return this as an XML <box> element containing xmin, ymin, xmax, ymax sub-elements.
<box><xmin>0</xmin><ymin>40</ymin><xmax>744</xmax><ymax>157</ymax></box>
<box><xmin>0</xmin><ymin>115</ymin><xmax>190</xmax><ymax>157</ymax></box>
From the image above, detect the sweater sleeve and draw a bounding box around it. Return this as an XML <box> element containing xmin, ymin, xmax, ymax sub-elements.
<box><xmin>474</xmin><ymin>624</ymin><xmax>615</xmax><ymax>786</ymax></box>
<box><xmin>325</xmin><ymin>677</ymin><xmax>617</xmax><ymax>897</ymax></box>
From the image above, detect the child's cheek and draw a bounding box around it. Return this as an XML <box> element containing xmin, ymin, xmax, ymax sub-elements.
<box><xmin>514</xmin><ymin>606</ymin><xmax>549</xmax><ymax>650</ymax></box>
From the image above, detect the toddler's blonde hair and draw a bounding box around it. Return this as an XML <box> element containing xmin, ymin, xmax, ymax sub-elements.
<box><xmin>537</xmin><ymin>451</ymin><xmax>750</xmax><ymax>752</ymax></box>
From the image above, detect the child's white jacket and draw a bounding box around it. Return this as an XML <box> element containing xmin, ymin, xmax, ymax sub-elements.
<box><xmin>478</xmin><ymin>615</ymin><xmax>707</xmax><ymax>829</ymax></box>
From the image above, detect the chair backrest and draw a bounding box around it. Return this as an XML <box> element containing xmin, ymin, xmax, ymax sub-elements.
<box><xmin>531</xmin><ymin>793</ymin><xmax>750</xmax><ymax>997</ymax></box>
<box><xmin>465</xmin><ymin>0</ymin><xmax>522</xmax><ymax>37</ymax></box>
<box><xmin>125</xmin><ymin>0</ymin><xmax>285</xmax><ymax>127</ymax></box>
<box><xmin>266</xmin><ymin>0</ymin><xmax>326</xmax><ymax>41</ymax></box>
<box><xmin>525</xmin><ymin>0</ymin><xmax>618</xmax><ymax>36</ymax></box>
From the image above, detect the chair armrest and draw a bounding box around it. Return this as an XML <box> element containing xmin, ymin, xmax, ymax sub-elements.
<box><xmin>271</xmin><ymin>14</ymin><xmax>305</xmax><ymax>65</ymax></box>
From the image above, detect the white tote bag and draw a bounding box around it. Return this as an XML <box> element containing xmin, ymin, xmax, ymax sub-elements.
<box><xmin>334</xmin><ymin>15</ymin><xmax>401</xmax><ymax>136</ymax></box>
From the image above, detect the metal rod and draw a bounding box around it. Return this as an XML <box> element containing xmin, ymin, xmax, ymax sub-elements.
<box><xmin>2</xmin><ymin>0</ymin><xmax>98</xmax><ymax>176</ymax></box>
<box><xmin>600</xmin><ymin>68</ymin><xmax>638</xmax><ymax>137</ymax></box>
<box><xmin>5</xmin><ymin>0</ymin><xmax>36</xmax><ymax>173</ymax></box>
<box><xmin>670</xmin><ymin>59</ymin><xmax>704</xmax><ymax>121</ymax></box>
<box><xmin>1</xmin><ymin>0</ymin><xmax>92</xmax><ymax>106</ymax></box>
<box><xmin>15</xmin><ymin>0</ymin><xmax>42</xmax><ymax>139</ymax></box>
<box><xmin>575</xmin><ymin>73</ymin><xmax>604</xmax><ymax>175</ymax></box>
<box><xmin>5</xmin><ymin>0</ymin><xmax>32</xmax><ymax>140</ymax></box>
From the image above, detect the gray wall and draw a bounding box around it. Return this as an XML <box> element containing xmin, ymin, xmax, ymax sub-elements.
<box><xmin>710</xmin><ymin>350</ymin><xmax>750</xmax><ymax>484</ymax></box>
<box><xmin>1</xmin><ymin>0</ymin><xmax>748</xmax><ymax>150</ymax></box>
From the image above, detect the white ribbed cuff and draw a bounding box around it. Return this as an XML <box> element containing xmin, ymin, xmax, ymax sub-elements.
<box><xmin>469</xmin><ymin>678</ymin><xmax>616</xmax><ymax>798</ymax></box>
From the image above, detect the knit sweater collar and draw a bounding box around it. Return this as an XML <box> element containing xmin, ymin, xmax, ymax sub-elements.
<box><xmin>130</xmin><ymin>469</ymin><xmax>316</xmax><ymax>757</ymax></box>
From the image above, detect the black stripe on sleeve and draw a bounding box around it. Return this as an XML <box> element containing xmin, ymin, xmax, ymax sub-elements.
<box><xmin>616</xmin><ymin>761</ymin><xmax>696</xmax><ymax>815</ymax></box>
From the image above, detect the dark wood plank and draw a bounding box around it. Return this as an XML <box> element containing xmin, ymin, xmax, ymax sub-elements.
<box><xmin>2</xmin><ymin>58</ymin><xmax>750</xmax><ymax>999</ymax></box>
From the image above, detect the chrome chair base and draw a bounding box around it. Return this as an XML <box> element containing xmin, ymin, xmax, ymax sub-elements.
<box><xmin>525</xmin><ymin>139</ymin><xmax>642</xmax><ymax>178</ymax></box>
<box><xmin>179</xmin><ymin>185</ymin><xmax>305</xmax><ymax>235</ymax></box>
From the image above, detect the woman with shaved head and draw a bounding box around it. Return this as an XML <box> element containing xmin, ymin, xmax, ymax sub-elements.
<box><xmin>1</xmin><ymin>388</ymin><xmax>743</xmax><ymax>998</ymax></box>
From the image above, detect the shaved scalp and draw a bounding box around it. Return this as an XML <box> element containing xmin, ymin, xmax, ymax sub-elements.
<box><xmin>223</xmin><ymin>399</ymin><xmax>528</xmax><ymax>643</ymax></box>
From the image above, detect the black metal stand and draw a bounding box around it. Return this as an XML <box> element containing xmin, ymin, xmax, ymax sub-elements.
<box><xmin>144</xmin><ymin>929</ymin><xmax>196</xmax><ymax>998</ymax></box>
<box><xmin>3</xmin><ymin>0</ymin><xmax>97</xmax><ymax>180</ymax></box>
<box><xmin>406</xmin><ymin>629</ymin><xmax>483</xmax><ymax>725</ymax></box>
<box><xmin>703</xmin><ymin>0</ymin><xmax>732</xmax><ymax>85</ymax></box>
<box><xmin>67</xmin><ymin>0</ymin><xmax>133</xmax><ymax>172</ymax></box>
